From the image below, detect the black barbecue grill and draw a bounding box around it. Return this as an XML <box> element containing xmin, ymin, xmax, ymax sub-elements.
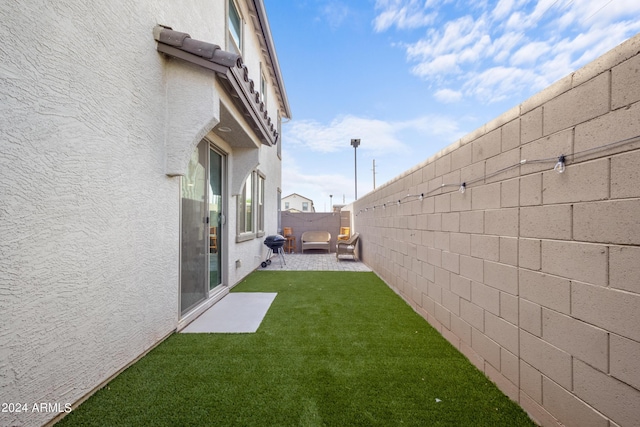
<box><xmin>262</xmin><ymin>234</ymin><xmax>286</xmax><ymax>268</ymax></box>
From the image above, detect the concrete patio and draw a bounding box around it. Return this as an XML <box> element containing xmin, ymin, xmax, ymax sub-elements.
<box><xmin>260</xmin><ymin>252</ymin><xmax>371</xmax><ymax>272</ymax></box>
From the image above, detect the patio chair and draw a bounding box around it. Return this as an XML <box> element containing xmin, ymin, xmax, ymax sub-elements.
<box><xmin>336</xmin><ymin>232</ymin><xmax>359</xmax><ymax>261</ymax></box>
<box><xmin>337</xmin><ymin>226</ymin><xmax>350</xmax><ymax>240</ymax></box>
<box><xmin>283</xmin><ymin>227</ymin><xmax>296</xmax><ymax>253</ymax></box>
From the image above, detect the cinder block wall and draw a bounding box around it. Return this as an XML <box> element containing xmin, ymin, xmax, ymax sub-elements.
<box><xmin>352</xmin><ymin>34</ymin><xmax>640</xmax><ymax>427</ymax></box>
<box><xmin>280</xmin><ymin>211</ymin><xmax>344</xmax><ymax>252</ymax></box>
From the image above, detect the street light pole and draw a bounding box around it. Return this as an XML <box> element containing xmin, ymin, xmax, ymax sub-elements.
<box><xmin>372</xmin><ymin>159</ymin><xmax>376</xmax><ymax>189</ymax></box>
<box><xmin>351</xmin><ymin>138</ymin><xmax>360</xmax><ymax>200</ymax></box>
<box><xmin>329</xmin><ymin>194</ymin><xmax>333</xmax><ymax>212</ymax></box>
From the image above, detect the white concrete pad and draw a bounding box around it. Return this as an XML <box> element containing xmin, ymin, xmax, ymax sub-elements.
<box><xmin>181</xmin><ymin>293</ymin><xmax>277</xmax><ymax>333</ymax></box>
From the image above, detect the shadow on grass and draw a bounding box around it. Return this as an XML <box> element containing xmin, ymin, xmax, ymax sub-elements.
<box><xmin>57</xmin><ymin>271</ymin><xmax>535</xmax><ymax>426</ymax></box>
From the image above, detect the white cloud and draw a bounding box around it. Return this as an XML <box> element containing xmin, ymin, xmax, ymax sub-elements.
<box><xmin>373</xmin><ymin>0</ymin><xmax>438</xmax><ymax>32</ymax></box>
<box><xmin>491</xmin><ymin>0</ymin><xmax>515</xmax><ymax>21</ymax></box>
<box><xmin>462</xmin><ymin>66</ymin><xmax>545</xmax><ymax>103</ymax></box>
<box><xmin>285</xmin><ymin>114</ymin><xmax>464</xmax><ymax>156</ymax></box>
<box><xmin>374</xmin><ymin>0</ymin><xmax>640</xmax><ymax>105</ymax></box>
<box><xmin>490</xmin><ymin>31</ymin><xmax>525</xmax><ymax>63</ymax></box>
<box><xmin>396</xmin><ymin>115</ymin><xmax>463</xmax><ymax>140</ymax></box>
<box><xmin>405</xmin><ymin>15</ymin><xmax>490</xmax><ymax>75</ymax></box>
<box><xmin>529</xmin><ymin>0</ymin><xmax>563</xmax><ymax>25</ymax></box>
<box><xmin>503</xmin><ymin>11</ymin><xmax>527</xmax><ymax>31</ymax></box>
<box><xmin>320</xmin><ymin>1</ymin><xmax>351</xmax><ymax>30</ymax></box>
<box><xmin>510</xmin><ymin>41</ymin><xmax>550</xmax><ymax>66</ymax></box>
<box><xmin>434</xmin><ymin>88</ymin><xmax>463</xmax><ymax>103</ymax></box>
<box><xmin>433</xmin><ymin>16</ymin><xmax>488</xmax><ymax>57</ymax></box>
<box><xmin>410</xmin><ymin>53</ymin><xmax>461</xmax><ymax>78</ymax></box>
<box><xmin>285</xmin><ymin>115</ymin><xmax>409</xmax><ymax>155</ymax></box>
<box><xmin>600</xmin><ymin>0</ymin><xmax>640</xmax><ymax>24</ymax></box>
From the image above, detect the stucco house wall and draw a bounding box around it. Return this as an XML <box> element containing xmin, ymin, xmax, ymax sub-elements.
<box><xmin>351</xmin><ymin>33</ymin><xmax>640</xmax><ymax>427</ymax></box>
<box><xmin>0</xmin><ymin>1</ymin><xmax>288</xmax><ymax>426</ymax></box>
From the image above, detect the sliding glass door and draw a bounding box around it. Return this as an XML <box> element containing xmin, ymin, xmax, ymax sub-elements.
<box><xmin>180</xmin><ymin>140</ymin><xmax>225</xmax><ymax>316</ymax></box>
<box><xmin>209</xmin><ymin>148</ymin><xmax>223</xmax><ymax>290</ymax></box>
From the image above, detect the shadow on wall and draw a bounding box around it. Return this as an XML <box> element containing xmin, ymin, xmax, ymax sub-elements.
<box><xmin>280</xmin><ymin>211</ymin><xmax>350</xmax><ymax>253</ymax></box>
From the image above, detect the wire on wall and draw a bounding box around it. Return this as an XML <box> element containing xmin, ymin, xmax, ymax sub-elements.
<box><xmin>354</xmin><ymin>133</ymin><xmax>640</xmax><ymax>216</ymax></box>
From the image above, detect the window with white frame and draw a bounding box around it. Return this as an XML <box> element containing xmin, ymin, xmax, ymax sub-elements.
<box><xmin>277</xmin><ymin>188</ymin><xmax>282</xmax><ymax>232</ymax></box>
<box><xmin>238</xmin><ymin>173</ymin><xmax>253</xmax><ymax>234</ymax></box>
<box><xmin>228</xmin><ymin>0</ymin><xmax>242</xmax><ymax>53</ymax></box>
<box><xmin>260</xmin><ymin>67</ymin><xmax>267</xmax><ymax>104</ymax></box>
<box><xmin>302</xmin><ymin>202</ymin><xmax>309</xmax><ymax>211</ymax></box>
<box><xmin>257</xmin><ymin>174</ymin><xmax>265</xmax><ymax>233</ymax></box>
<box><xmin>237</xmin><ymin>171</ymin><xmax>266</xmax><ymax>239</ymax></box>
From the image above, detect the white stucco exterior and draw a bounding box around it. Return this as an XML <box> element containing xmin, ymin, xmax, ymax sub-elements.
<box><xmin>0</xmin><ymin>1</ymin><xmax>290</xmax><ymax>426</ymax></box>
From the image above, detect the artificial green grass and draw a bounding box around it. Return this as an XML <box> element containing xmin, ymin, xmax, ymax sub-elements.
<box><xmin>57</xmin><ymin>271</ymin><xmax>535</xmax><ymax>426</ymax></box>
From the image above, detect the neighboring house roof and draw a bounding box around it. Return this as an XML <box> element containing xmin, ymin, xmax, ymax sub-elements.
<box><xmin>282</xmin><ymin>193</ymin><xmax>314</xmax><ymax>203</ymax></box>
<box><xmin>153</xmin><ymin>25</ymin><xmax>280</xmax><ymax>146</ymax></box>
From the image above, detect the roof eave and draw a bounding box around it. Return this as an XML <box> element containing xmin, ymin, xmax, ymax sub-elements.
<box><xmin>251</xmin><ymin>0</ymin><xmax>292</xmax><ymax>119</ymax></box>
<box><xmin>154</xmin><ymin>25</ymin><xmax>279</xmax><ymax>146</ymax></box>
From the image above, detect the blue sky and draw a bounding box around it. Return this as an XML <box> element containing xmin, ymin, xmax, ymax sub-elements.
<box><xmin>263</xmin><ymin>0</ymin><xmax>640</xmax><ymax>211</ymax></box>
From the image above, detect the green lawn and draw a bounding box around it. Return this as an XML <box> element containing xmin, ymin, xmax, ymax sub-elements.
<box><xmin>57</xmin><ymin>271</ymin><xmax>535</xmax><ymax>426</ymax></box>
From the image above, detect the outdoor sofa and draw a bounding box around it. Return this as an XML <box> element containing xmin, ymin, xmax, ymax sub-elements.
<box><xmin>301</xmin><ymin>231</ymin><xmax>331</xmax><ymax>253</ymax></box>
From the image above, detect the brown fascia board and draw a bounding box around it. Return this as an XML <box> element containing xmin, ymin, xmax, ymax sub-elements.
<box><xmin>154</xmin><ymin>26</ymin><xmax>279</xmax><ymax>146</ymax></box>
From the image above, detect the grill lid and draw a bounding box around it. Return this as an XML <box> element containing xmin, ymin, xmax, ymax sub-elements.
<box><xmin>264</xmin><ymin>234</ymin><xmax>286</xmax><ymax>244</ymax></box>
